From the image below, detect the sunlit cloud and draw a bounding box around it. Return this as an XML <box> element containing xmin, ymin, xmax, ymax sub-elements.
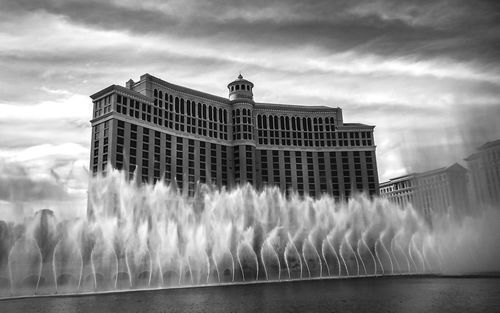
<box><xmin>0</xmin><ymin>0</ymin><xmax>499</xmax><ymax>197</ymax></box>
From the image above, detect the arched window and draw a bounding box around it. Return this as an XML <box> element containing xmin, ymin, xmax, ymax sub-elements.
<box><xmin>257</xmin><ymin>115</ymin><xmax>262</xmax><ymax>128</ymax></box>
<box><xmin>180</xmin><ymin>98</ymin><xmax>184</xmax><ymax>114</ymax></box>
<box><xmin>186</xmin><ymin>100</ymin><xmax>191</xmax><ymax>115</ymax></box>
<box><xmin>236</xmin><ymin>108</ymin><xmax>240</xmax><ymax>118</ymax></box>
<box><xmin>263</xmin><ymin>115</ymin><xmax>267</xmax><ymax>128</ymax></box>
<box><xmin>318</xmin><ymin>117</ymin><xmax>323</xmax><ymax>131</ymax></box>
<box><xmin>231</xmin><ymin>86</ymin><xmax>234</xmax><ymax>91</ymax></box>
<box><xmin>154</xmin><ymin>89</ymin><xmax>158</xmax><ymax>97</ymax></box>
<box><xmin>203</xmin><ymin>103</ymin><xmax>207</xmax><ymax>119</ymax></box>
<box><xmin>274</xmin><ymin>116</ymin><xmax>279</xmax><ymax>130</ymax></box>
<box><xmin>292</xmin><ymin>117</ymin><xmax>296</xmax><ymax>131</ymax></box>
<box><xmin>247</xmin><ymin>85</ymin><xmax>250</xmax><ymax>91</ymax></box>
<box><xmin>269</xmin><ymin>115</ymin><xmax>274</xmax><ymax>129</ymax></box>
<box><xmin>297</xmin><ymin>117</ymin><xmax>301</xmax><ymax>131</ymax></box>
<box><xmin>175</xmin><ymin>97</ymin><xmax>179</xmax><ymax>113</ymax></box>
<box><xmin>280</xmin><ymin>116</ymin><xmax>285</xmax><ymax>130</ymax></box>
<box><xmin>285</xmin><ymin>116</ymin><xmax>290</xmax><ymax>131</ymax></box>
<box><xmin>165</xmin><ymin>93</ymin><xmax>169</xmax><ymax>101</ymax></box>
<box><xmin>192</xmin><ymin>102</ymin><xmax>196</xmax><ymax>116</ymax></box>
<box><xmin>169</xmin><ymin>95</ymin><xmax>173</xmax><ymax>103</ymax></box>
<box><xmin>236</xmin><ymin>85</ymin><xmax>240</xmax><ymax>90</ymax></box>
<box><xmin>198</xmin><ymin>103</ymin><xmax>202</xmax><ymax>118</ymax></box>
<box><xmin>209</xmin><ymin>106</ymin><xmax>212</xmax><ymax>120</ymax></box>
<box><xmin>159</xmin><ymin>90</ymin><xmax>163</xmax><ymax>99</ymax></box>
<box><xmin>224</xmin><ymin>110</ymin><xmax>227</xmax><ymax>123</ymax></box>
<box><xmin>302</xmin><ymin>117</ymin><xmax>307</xmax><ymax>131</ymax></box>
<box><xmin>219</xmin><ymin>108</ymin><xmax>223</xmax><ymax>122</ymax></box>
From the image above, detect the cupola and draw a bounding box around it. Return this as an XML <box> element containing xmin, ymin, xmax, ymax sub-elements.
<box><xmin>227</xmin><ymin>74</ymin><xmax>254</xmax><ymax>101</ymax></box>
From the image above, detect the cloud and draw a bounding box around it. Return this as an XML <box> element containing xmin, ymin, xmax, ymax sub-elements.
<box><xmin>0</xmin><ymin>0</ymin><xmax>499</xmax><ymax>198</ymax></box>
<box><xmin>0</xmin><ymin>160</ymin><xmax>89</xmax><ymax>222</ymax></box>
<box><xmin>0</xmin><ymin>162</ymin><xmax>71</xmax><ymax>202</ymax></box>
<box><xmin>2</xmin><ymin>0</ymin><xmax>500</xmax><ymax>66</ymax></box>
<box><xmin>0</xmin><ymin>90</ymin><xmax>92</xmax><ymax>152</ymax></box>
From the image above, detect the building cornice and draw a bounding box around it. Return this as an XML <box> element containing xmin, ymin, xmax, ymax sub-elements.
<box><xmin>255</xmin><ymin>102</ymin><xmax>338</xmax><ymax>113</ymax></box>
<box><xmin>90</xmin><ymin>85</ymin><xmax>152</xmax><ymax>103</ymax></box>
<box><xmin>145</xmin><ymin>74</ymin><xmax>230</xmax><ymax>104</ymax></box>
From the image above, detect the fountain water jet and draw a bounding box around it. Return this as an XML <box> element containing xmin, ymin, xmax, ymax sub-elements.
<box><xmin>356</xmin><ymin>239</ymin><xmax>368</xmax><ymax>275</ymax></box>
<box><xmin>0</xmin><ymin>168</ymin><xmax>498</xmax><ymax>298</ymax></box>
<box><xmin>374</xmin><ymin>241</ymin><xmax>385</xmax><ymax>275</ymax></box>
<box><xmin>326</xmin><ymin>236</ymin><xmax>341</xmax><ymax>276</ymax></box>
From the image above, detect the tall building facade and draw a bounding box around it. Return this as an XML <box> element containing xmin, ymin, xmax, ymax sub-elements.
<box><xmin>379</xmin><ymin>163</ymin><xmax>469</xmax><ymax>218</ymax></box>
<box><xmin>465</xmin><ymin>139</ymin><xmax>500</xmax><ymax>208</ymax></box>
<box><xmin>90</xmin><ymin>73</ymin><xmax>379</xmax><ymax>199</ymax></box>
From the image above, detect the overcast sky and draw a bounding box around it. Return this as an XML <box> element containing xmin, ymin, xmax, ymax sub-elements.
<box><xmin>0</xmin><ymin>0</ymin><xmax>499</xmax><ymax>215</ymax></box>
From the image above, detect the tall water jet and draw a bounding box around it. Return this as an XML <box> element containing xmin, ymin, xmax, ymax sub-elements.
<box><xmin>361</xmin><ymin>236</ymin><xmax>377</xmax><ymax>275</ymax></box>
<box><xmin>325</xmin><ymin>234</ymin><xmax>341</xmax><ymax>276</ymax></box>
<box><xmin>321</xmin><ymin>240</ymin><xmax>331</xmax><ymax>277</ymax></box>
<box><xmin>285</xmin><ymin>234</ymin><xmax>303</xmax><ymax>279</ymax></box>
<box><xmin>0</xmin><ymin>221</ymin><xmax>14</xmax><ymax>297</ymax></box>
<box><xmin>0</xmin><ymin>167</ymin><xmax>499</xmax><ymax>298</ymax></box>
<box><xmin>356</xmin><ymin>239</ymin><xmax>368</xmax><ymax>275</ymax></box>
<box><xmin>53</xmin><ymin>234</ymin><xmax>83</xmax><ymax>294</ymax></box>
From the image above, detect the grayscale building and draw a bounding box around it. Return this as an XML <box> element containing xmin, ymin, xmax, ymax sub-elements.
<box><xmin>465</xmin><ymin>139</ymin><xmax>500</xmax><ymax>208</ymax></box>
<box><xmin>89</xmin><ymin>73</ymin><xmax>379</xmax><ymax>199</ymax></box>
<box><xmin>379</xmin><ymin>163</ymin><xmax>470</xmax><ymax>218</ymax></box>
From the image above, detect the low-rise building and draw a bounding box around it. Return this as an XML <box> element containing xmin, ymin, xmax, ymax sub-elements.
<box><xmin>380</xmin><ymin>163</ymin><xmax>469</xmax><ymax>218</ymax></box>
<box><xmin>465</xmin><ymin>139</ymin><xmax>500</xmax><ymax>208</ymax></box>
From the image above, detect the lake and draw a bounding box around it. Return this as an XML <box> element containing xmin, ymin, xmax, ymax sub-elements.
<box><xmin>1</xmin><ymin>276</ymin><xmax>499</xmax><ymax>312</ymax></box>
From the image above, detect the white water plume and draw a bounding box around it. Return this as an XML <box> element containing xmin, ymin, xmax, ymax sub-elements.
<box><xmin>0</xmin><ymin>168</ymin><xmax>499</xmax><ymax>297</ymax></box>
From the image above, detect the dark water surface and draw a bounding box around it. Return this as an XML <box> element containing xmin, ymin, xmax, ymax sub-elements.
<box><xmin>1</xmin><ymin>277</ymin><xmax>500</xmax><ymax>313</ymax></box>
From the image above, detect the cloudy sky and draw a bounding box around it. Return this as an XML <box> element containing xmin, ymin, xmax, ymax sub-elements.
<box><xmin>0</xmin><ymin>0</ymin><xmax>499</xmax><ymax>216</ymax></box>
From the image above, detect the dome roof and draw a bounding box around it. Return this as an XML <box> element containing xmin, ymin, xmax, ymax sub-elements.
<box><xmin>227</xmin><ymin>73</ymin><xmax>254</xmax><ymax>88</ymax></box>
<box><xmin>227</xmin><ymin>73</ymin><xmax>254</xmax><ymax>101</ymax></box>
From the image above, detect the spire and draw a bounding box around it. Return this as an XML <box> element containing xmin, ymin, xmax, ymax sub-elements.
<box><xmin>238</xmin><ymin>73</ymin><xmax>243</xmax><ymax>80</ymax></box>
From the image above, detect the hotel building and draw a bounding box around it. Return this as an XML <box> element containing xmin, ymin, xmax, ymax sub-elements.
<box><xmin>465</xmin><ymin>139</ymin><xmax>500</xmax><ymax>208</ymax></box>
<box><xmin>379</xmin><ymin>163</ymin><xmax>470</xmax><ymax>218</ymax></box>
<box><xmin>89</xmin><ymin>73</ymin><xmax>379</xmax><ymax>198</ymax></box>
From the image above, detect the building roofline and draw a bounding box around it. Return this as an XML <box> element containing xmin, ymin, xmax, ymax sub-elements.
<box><xmin>417</xmin><ymin>163</ymin><xmax>467</xmax><ymax>177</ymax></box>
<box><xmin>387</xmin><ymin>173</ymin><xmax>417</xmax><ymax>182</ymax></box>
<box><xmin>379</xmin><ymin>181</ymin><xmax>393</xmax><ymax>187</ymax></box>
<box><xmin>90</xmin><ymin>84</ymin><xmax>152</xmax><ymax>102</ymax></box>
<box><xmin>90</xmin><ymin>85</ymin><xmax>117</xmax><ymax>100</ymax></box>
<box><xmin>464</xmin><ymin>152</ymin><xmax>480</xmax><ymax>161</ymax></box>
<box><xmin>142</xmin><ymin>74</ymin><xmax>346</xmax><ymax>112</ymax></box>
<box><xmin>255</xmin><ymin>102</ymin><xmax>338</xmax><ymax>112</ymax></box>
<box><xmin>343</xmin><ymin>123</ymin><xmax>375</xmax><ymax>129</ymax></box>
<box><xmin>381</xmin><ymin>163</ymin><xmax>467</xmax><ymax>185</ymax></box>
<box><xmin>143</xmin><ymin>74</ymin><xmax>230</xmax><ymax>104</ymax></box>
<box><xmin>478</xmin><ymin>139</ymin><xmax>500</xmax><ymax>150</ymax></box>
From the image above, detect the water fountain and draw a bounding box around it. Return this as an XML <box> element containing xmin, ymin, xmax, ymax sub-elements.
<box><xmin>0</xmin><ymin>168</ymin><xmax>498</xmax><ymax>298</ymax></box>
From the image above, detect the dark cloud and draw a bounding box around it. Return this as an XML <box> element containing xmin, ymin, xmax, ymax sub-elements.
<box><xmin>0</xmin><ymin>44</ymin><xmax>238</xmax><ymax>104</ymax></box>
<box><xmin>2</xmin><ymin>0</ymin><xmax>499</xmax><ymax>65</ymax></box>
<box><xmin>1</xmin><ymin>0</ymin><xmax>500</xmax><ymax>185</ymax></box>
